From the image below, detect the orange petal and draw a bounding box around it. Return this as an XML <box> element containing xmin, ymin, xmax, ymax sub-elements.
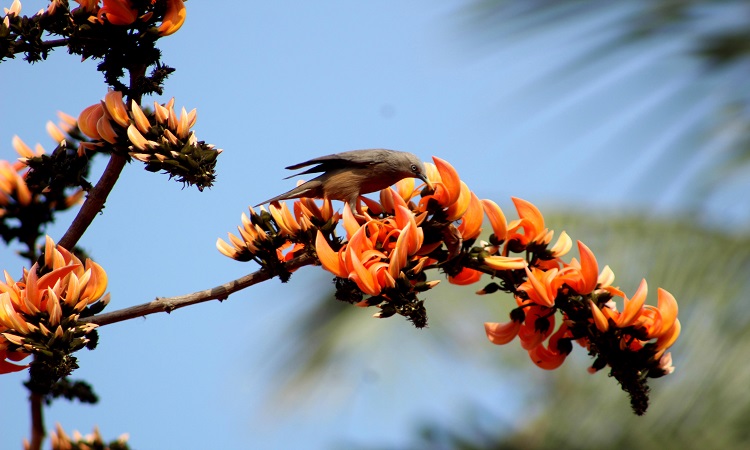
<box><xmin>655</xmin><ymin>318</ymin><xmax>680</xmax><ymax>359</ymax></box>
<box><xmin>348</xmin><ymin>245</ymin><xmax>380</xmax><ymax>296</ymax></box>
<box><xmin>484</xmin><ymin>256</ymin><xmax>527</xmax><ymax>271</ymax></box>
<box><xmin>432</xmin><ymin>156</ymin><xmax>461</xmax><ymax>206</ymax></box>
<box><xmin>448</xmin><ymin>267</ymin><xmax>482</xmax><ymax>285</ymax></box>
<box><xmin>457</xmin><ymin>191</ymin><xmax>483</xmax><ymax>239</ymax></box>
<box><xmin>104</xmin><ymin>90</ymin><xmax>129</xmax><ymax>128</ymax></box>
<box><xmin>656</xmin><ymin>288</ymin><xmax>678</xmax><ymax>336</ymax></box>
<box><xmin>523</xmin><ymin>266</ymin><xmax>553</xmax><ymax>307</ymax></box>
<box><xmin>445</xmin><ymin>181</ymin><xmax>471</xmax><ymax>221</ymax></box>
<box><xmin>511</xmin><ymin>197</ymin><xmax>544</xmax><ymax>238</ymax></box>
<box><xmin>618</xmin><ymin>279</ymin><xmax>648</xmax><ymax>328</ymax></box>
<box><xmin>157</xmin><ymin>0</ymin><xmax>187</xmax><ymax>36</ymax></box>
<box><xmin>484</xmin><ymin>321</ymin><xmax>521</xmax><ymax>345</ymax></box>
<box><xmin>341</xmin><ymin>204</ymin><xmax>360</xmax><ymax>239</ymax></box>
<box><xmin>481</xmin><ymin>199</ymin><xmax>507</xmax><ymax>242</ymax></box>
<box><xmin>577</xmin><ymin>241</ymin><xmax>599</xmax><ymax>295</ymax></box>
<box><xmin>588</xmin><ymin>299</ymin><xmax>609</xmax><ymax>332</ymax></box>
<box><xmin>77</xmin><ymin>103</ymin><xmax>104</xmax><ymax>140</ymax></box>
<box><xmin>315</xmin><ymin>231</ymin><xmax>348</xmax><ymax>278</ymax></box>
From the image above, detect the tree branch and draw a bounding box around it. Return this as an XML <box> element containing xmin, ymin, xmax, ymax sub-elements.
<box><xmin>29</xmin><ymin>392</ymin><xmax>44</xmax><ymax>450</ymax></box>
<box><xmin>80</xmin><ymin>253</ymin><xmax>317</xmax><ymax>327</ymax></box>
<box><xmin>56</xmin><ymin>153</ymin><xmax>128</xmax><ymax>251</ymax></box>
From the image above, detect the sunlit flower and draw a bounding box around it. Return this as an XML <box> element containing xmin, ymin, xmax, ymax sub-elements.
<box><xmin>3</xmin><ymin>0</ymin><xmax>21</xmax><ymax>17</ymax></box>
<box><xmin>48</xmin><ymin>423</ymin><xmax>129</xmax><ymax>450</ymax></box>
<box><xmin>77</xmin><ymin>91</ymin><xmax>219</xmax><ymax>189</ymax></box>
<box><xmin>0</xmin><ymin>237</ymin><xmax>108</xmax><ymax>374</ymax></box>
<box><xmin>157</xmin><ymin>0</ymin><xmax>186</xmax><ymax>36</ymax></box>
<box><xmin>98</xmin><ymin>0</ymin><xmax>137</xmax><ymax>26</ymax></box>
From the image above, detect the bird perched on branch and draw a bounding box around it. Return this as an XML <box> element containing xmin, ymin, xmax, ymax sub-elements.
<box><xmin>255</xmin><ymin>149</ymin><xmax>431</xmax><ymax>213</ymax></box>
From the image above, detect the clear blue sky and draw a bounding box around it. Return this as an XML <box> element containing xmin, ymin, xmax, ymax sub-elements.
<box><xmin>0</xmin><ymin>1</ymin><xmax>740</xmax><ymax>448</ymax></box>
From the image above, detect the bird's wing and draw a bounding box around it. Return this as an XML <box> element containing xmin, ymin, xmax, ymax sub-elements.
<box><xmin>284</xmin><ymin>149</ymin><xmax>393</xmax><ymax>171</ymax></box>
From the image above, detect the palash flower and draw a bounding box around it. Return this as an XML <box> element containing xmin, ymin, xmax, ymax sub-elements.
<box><xmin>2</xmin><ymin>131</ymin><xmax>85</xmax><ymax>216</ymax></box>
<box><xmin>218</xmin><ymin>153</ymin><xmax>680</xmax><ymax>411</ymax></box>
<box><xmin>484</xmin><ymin>236</ymin><xmax>681</xmax><ymax>379</ymax></box>
<box><xmin>71</xmin><ymin>0</ymin><xmax>186</xmax><ymax>36</ymax></box>
<box><xmin>78</xmin><ymin>91</ymin><xmax>220</xmax><ymax>190</ymax></box>
<box><xmin>98</xmin><ymin>0</ymin><xmax>137</xmax><ymax>26</ymax></box>
<box><xmin>45</xmin><ymin>423</ymin><xmax>129</xmax><ymax>450</ymax></box>
<box><xmin>0</xmin><ymin>237</ymin><xmax>108</xmax><ymax>374</ymax></box>
<box><xmin>316</xmin><ymin>201</ymin><xmax>428</xmax><ymax>297</ymax></box>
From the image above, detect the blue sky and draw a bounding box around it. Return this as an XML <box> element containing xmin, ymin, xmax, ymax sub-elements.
<box><xmin>0</xmin><ymin>1</ymin><xmax>742</xmax><ymax>448</ymax></box>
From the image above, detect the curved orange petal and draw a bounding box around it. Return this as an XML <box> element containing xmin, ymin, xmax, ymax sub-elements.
<box><xmin>484</xmin><ymin>321</ymin><xmax>521</xmax><ymax>345</ymax></box>
<box><xmin>348</xmin><ymin>245</ymin><xmax>380</xmax><ymax>296</ymax></box>
<box><xmin>655</xmin><ymin>318</ymin><xmax>681</xmax><ymax>359</ymax></box>
<box><xmin>432</xmin><ymin>156</ymin><xmax>461</xmax><ymax>206</ymax></box>
<box><xmin>588</xmin><ymin>299</ymin><xmax>609</xmax><ymax>332</ymax></box>
<box><xmin>524</xmin><ymin>266</ymin><xmax>553</xmax><ymax>307</ymax></box>
<box><xmin>480</xmin><ymin>199</ymin><xmax>507</xmax><ymax>242</ymax></box>
<box><xmin>511</xmin><ymin>197</ymin><xmax>544</xmax><ymax>238</ymax></box>
<box><xmin>448</xmin><ymin>267</ymin><xmax>483</xmax><ymax>285</ymax></box>
<box><xmin>484</xmin><ymin>256</ymin><xmax>527</xmax><ymax>271</ymax></box>
<box><xmin>342</xmin><ymin>204</ymin><xmax>361</xmax><ymax>239</ymax></box>
<box><xmin>77</xmin><ymin>103</ymin><xmax>104</xmax><ymax>140</ymax></box>
<box><xmin>315</xmin><ymin>231</ymin><xmax>348</xmax><ymax>278</ymax></box>
<box><xmin>617</xmin><ymin>279</ymin><xmax>648</xmax><ymax>328</ymax></box>
<box><xmin>577</xmin><ymin>241</ymin><xmax>599</xmax><ymax>295</ymax></box>
<box><xmin>157</xmin><ymin>0</ymin><xmax>187</xmax><ymax>36</ymax></box>
<box><xmin>656</xmin><ymin>288</ymin><xmax>678</xmax><ymax>336</ymax></box>
<box><xmin>445</xmin><ymin>181</ymin><xmax>471</xmax><ymax>221</ymax></box>
<box><xmin>457</xmin><ymin>191</ymin><xmax>483</xmax><ymax>240</ymax></box>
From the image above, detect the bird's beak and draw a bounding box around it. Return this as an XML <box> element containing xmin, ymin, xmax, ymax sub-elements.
<box><xmin>419</xmin><ymin>173</ymin><xmax>433</xmax><ymax>190</ymax></box>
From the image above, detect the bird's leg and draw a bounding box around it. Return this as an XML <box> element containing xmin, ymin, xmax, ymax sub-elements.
<box><xmin>349</xmin><ymin>197</ymin><xmax>369</xmax><ymax>222</ymax></box>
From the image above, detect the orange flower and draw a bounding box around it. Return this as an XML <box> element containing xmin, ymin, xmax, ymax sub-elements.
<box><xmin>0</xmin><ymin>237</ymin><xmax>108</xmax><ymax>373</ymax></box>
<box><xmin>528</xmin><ymin>323</ymin><xmax>571</xmax><ymax>370</ymax></box>
<box><xmin>506</xmin><ymin>197</ymin><xmax>547</xmax><ymax>247</ymax></box>
<box><xmin>484</xmin><ymin>320</ymin><xmax>521</xmax><ymax>345</ymax></box>
<box><xmin>98</xmin><ymin>0</ymin><xmax>137</xmax><ymax>26</ymax></box>
<box><xmin>480</xmin><ymin>199</ymin><xmax>507</xmax><ymax>243</ymax></box>
<box><xmin>448</xmin><ymin>267</ymin><xmax>483</xmax><ymax>285</ymax></box>
<box><xmin>157</xmin><ymin>0</ymin><xmax>186</xmax><ymax>36</ymax></box>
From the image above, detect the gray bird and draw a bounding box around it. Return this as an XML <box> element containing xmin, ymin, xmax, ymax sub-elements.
<box><xmin>255</xmin><ymin>149</ymin><xmax>431</xmax><ymax>212</ymax></box>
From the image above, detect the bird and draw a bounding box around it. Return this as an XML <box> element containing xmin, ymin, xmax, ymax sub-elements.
<box><xmin>255</xmin><ymin>149</ymin><xmax>432</xmax><ymax>213</ymax></box>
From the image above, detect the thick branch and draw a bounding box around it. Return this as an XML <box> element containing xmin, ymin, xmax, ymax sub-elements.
<box><xmin>29</xmin><ymin>392</ymin><xmax>44</xmax><ymax>450</ymax></box>
<box><xmin>56</xmin><ymin>153</ymin><xmax>127</xmax><ymax>251</ymax></box>
<box><xmin>80</xmin><ymin>253</ymin><xmax>317</xmax><ymax>327</ymax></box>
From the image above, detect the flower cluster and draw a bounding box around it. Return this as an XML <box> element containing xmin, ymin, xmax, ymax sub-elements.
<box><xmin>71</xmin><ymin>0</ymin><xmax>186</xmax><ymax>36</ymax></box>
<box><xmin>218</xmin><ymin>155</ymin><xmax>681</xmax><ymax>413</ymax></box>
<box><xmin>1</xmin><ymin>123</ymin><xmax>86</xmax><ymax>254</ymax></box>
<box><xmin>2</xmin><ymin>0</ymin><xmax>185</xmax><ymax>37</ymax></box>
<box><xmin>78</xmin><ymin>90</ymin><xmax>221</xmax><ymax>190</ymax></box>
<box><xmin>44</xmin><ymin>423</ymin><xmax>130</xmax><ymax>450</ymax></box>
<box><xmin>0</xmin><ymin>237</ymin><xmax>108</xmax><ymax>388</ymax></box>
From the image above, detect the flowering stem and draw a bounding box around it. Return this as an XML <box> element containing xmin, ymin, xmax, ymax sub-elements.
<box><xmin>80</xmin><ymin>253</ymin><xmax>317</xmax><ymax>327</ymax></box>
<box><xmin>56</xmin><ymin>153</ymin><xmax>128</xmax><ymax>251</ymax></box>
<box><xmin>56</xmin><ymin>65</ymin><xmax>148</xmax><ymax>251</ymax></box>
<box><xmin>29</xmin><ymin>391</ymin><xmax>44</xmax><ymax>450</ymax></box>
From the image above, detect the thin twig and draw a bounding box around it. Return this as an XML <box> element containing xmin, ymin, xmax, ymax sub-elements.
<box><xmin>80</xmin><ymin>253</ymin><xmax>317</xmax><ymax>327</ymax></box>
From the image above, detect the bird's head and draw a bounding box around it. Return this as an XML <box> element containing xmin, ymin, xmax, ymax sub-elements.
<box><xmin>399</xmin><ymin>152</ymin><xmax>433</xmax><ymax>190</ymax></box>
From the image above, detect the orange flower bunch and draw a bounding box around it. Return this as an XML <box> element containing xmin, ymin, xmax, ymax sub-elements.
<box><xmin>1</xmin><ymin>125</ymin><xmax>85</xmax><ymax>223</ymax></box>
<box><xmin>0</xmin><ymin>237</ymin><xmax>108</xmax><ymax>374</ymax></box>
<box><xmin>71</xmin><ymin>0</ymin><xmax>186</xmax><ymax>36</ymax></box>
<box><xmin>219</xmin><ymin>155</ymin><xmax>680</xmax><ymax>411</ymax></box>
<box><xmin>77</xmin><ymin>90</ymin><xmax>220</xmax><ymax>190</ymax></box>
<box><xmin>45</xmin><ymin>423</ymin><xmax>130</xmax><ymax>450</ymax></box>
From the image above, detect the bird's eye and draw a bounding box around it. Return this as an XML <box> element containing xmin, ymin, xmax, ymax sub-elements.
<box><xmin>411</xmin><ymin>164</ymin><xmax>418</xmax><ymax>173</ymax></box>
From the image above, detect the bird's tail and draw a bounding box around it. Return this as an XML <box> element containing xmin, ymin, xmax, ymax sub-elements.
<box><xmin>253</xmin><ymin>180</ymin><xmax>322</xmax><ymax>207</ymax></box>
